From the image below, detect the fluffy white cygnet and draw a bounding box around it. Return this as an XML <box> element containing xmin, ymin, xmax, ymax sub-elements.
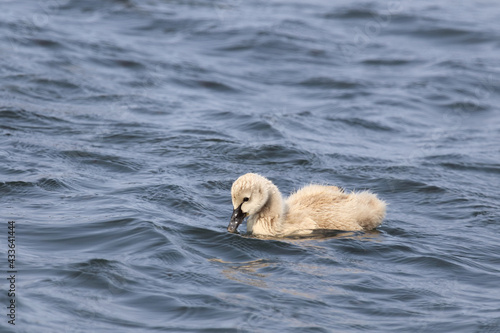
<box><xmin>228</xmin><ymin>173</ymin><xmax>386</xmax><ymax>237</ymax></box>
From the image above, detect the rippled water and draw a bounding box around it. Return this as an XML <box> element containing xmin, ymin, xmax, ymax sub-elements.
<box><xmin>1</xmin><ymin>0</ymin><xmax>500</xmax><ymax>332</ymax></box>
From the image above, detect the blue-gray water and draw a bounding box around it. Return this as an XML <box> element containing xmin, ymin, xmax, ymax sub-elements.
<box><xmin>1</xmin><ymin>1</ymin><xmax>500</xmax><ymax>332</ymax></box>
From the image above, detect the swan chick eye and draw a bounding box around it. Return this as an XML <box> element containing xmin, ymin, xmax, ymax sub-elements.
<box><xmin>243</xmin><ymin>197</ymin><xmax>249</xmax><ymax>202</ymax></box>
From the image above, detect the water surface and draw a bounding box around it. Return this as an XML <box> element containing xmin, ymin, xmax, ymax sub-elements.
<box><xmin>1</xmin><ymin>1</ymin><xmax>499</xmax><ymax>332</ymax></box>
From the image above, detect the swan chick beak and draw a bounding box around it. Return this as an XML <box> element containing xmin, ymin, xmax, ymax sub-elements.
<box><xmin>228</xmin><ymin>203</ymin><xmax>246</xmax><ymax>233</ymax></box>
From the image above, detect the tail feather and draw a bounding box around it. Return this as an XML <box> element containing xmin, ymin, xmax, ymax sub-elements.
<box><xmin>354</xmin><ymin>191</ymin><xmax>387</xmax><ymax>230</ymax></box>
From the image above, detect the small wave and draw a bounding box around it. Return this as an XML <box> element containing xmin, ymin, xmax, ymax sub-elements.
<box><xmin>234</xmin><ymin>143</ymin><xmax>316</xmax><ymax>166</ymax></box>
<box><xmin>326</xmin><ymin>116</ymin><xmax>397</xmax><ymax>133</ymax></box>
<box><xmin>37</xmin><ymin>177</ymin><xmax>74</xmax><ymax>191</ymax></box>
<box><xmin>323</xmin><ymin>7</ymin><xmax>378</xmax><ymax>20</ymax></box>
<box><xmin>299</xmin><ymin>77</ymin><xmax>364</xmax><ymax>89</ymax></box>
<box><xmin>61</xmin><ymin>150</ymin><xmax>142</xmax><ymax>173</ymax></box>
<box><xmin>0</xmin><ymin>107</ymin><xmax>68</xmax><ymax>127</ymax></box>
<box><xmin>361</xmin><ymin>58</ymin><xmax>417</xmax><ymax>66</ymax></box>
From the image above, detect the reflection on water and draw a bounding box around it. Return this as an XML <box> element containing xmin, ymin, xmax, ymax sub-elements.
<box><xmin>210</xmin><ymin>258</ymin><xmax>271</xmax><ymax>288</ymax></box>
<box><xmin>246</xmin><ymin>229</ymin><xmax>383</xmax><ymax>241</ymax></box>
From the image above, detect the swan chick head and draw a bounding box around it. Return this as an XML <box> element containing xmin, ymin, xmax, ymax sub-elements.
<box><xmin>228</xmin><ymin>173</ymin><xmax>271</xmax><ymax>233</ymax></box>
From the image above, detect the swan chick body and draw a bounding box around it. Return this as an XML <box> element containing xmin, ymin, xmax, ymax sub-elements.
<box><xmin>228</xmin><ymin>173</ymin><xmax>386</xmax><ymax>237</ymax></box>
